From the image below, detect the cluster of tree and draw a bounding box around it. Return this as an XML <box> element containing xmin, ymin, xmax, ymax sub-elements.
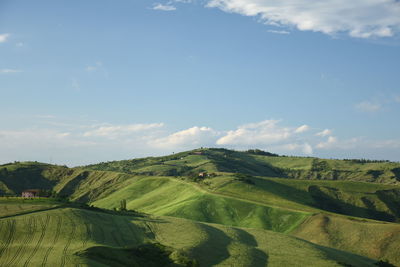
<box><xmin>246</xmin><ymin>149</ymin><xmax>280</xmax><ymax>157</ymax></box>
<box><xmin>233</xmin><ymin>173</ymin><xmax>255</xmax><ymax>185</ymax></box>
<box><xmin>343</xmin><ymin>158</ymin><xmax>391</xmax><ymax>163</ymax></box>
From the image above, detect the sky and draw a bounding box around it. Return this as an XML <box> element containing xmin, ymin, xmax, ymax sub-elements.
<box><xmin>0</xmin><ymin>0</ymin><xmax>400</xmax><ymax>166</ymax></box>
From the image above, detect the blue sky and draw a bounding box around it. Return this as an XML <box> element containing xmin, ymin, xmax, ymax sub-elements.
<box><xmin>1</xmin><ymin>0</ymin><xmax>400</xmax><ymax>165</ymax></box>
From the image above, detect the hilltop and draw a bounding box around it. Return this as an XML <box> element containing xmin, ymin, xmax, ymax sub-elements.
<box><xmin>0</xmin><ymin>148</ymin><xmax>400</xmax><ymax>266</ymax></box>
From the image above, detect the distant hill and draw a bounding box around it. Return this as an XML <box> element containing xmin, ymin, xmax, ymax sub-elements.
<box><xmin>85</xmin><ymin>148</ymin><xmax>400</xmax><ymax>184</ymax></box>
<box><xmin>1</xmin><ymin>148</ymin><xmax>400</xmax><ymax>265</ymax></box>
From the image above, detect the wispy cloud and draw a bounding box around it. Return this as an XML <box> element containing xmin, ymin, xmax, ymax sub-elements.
<box><xmin>294</xmin><ymin>124</ymin><xmax>309</xmax><ymax>133</ymax></box>
<box><xmin>206</xmin><ymin>0</ymin><xmax>400</xmax><ymax>38</ymax></box>
<box><xmin>0</xmin><ymin>33</ymin><xmax>10</xmax><ymax>43</ymax></box>
<box><xmin>83</xmin><ymin>123</ymin><xmax>164</xmax><ymax>139</ymax></box>
<box><xmin>0</xmin><ymin>69</ymin><xmax>21</xmax><ymax>74</ymax></box>
<box><xmin>267</xmin><ymin>30</ymin><xmax>290</xmax><ymax>35</ymax></box>
<box><xmin>153</xmin><ymin>3</ymin><xmax>177</xmax><ymax>11</ymax></box>
<box><xmin>1</xmin><ymin>117</ymin><xmax>400</xmax><ymax>165</ymax></box>
<box><xmin>316</xmin><ymin>129</ymin><xmax>332</xmax><ymax>137</ymax></box>
<box><xmin>316</xmin><ymin>136</ymin><xmax>338</xmax><ymax>149</ymax></box>
<box><xmin>85</xmin><ymin>61</ymin><xmax>109</xmax><ymax>79</ymax></box>
<box><xmin>216</xmin><ymin>120</ymin><xmax>293</xmax><ymax>146</ymax></box>
<box><xmin>85</xmin><ymin>61</ymin><xmax>103</xmax><ymax>72</ymax></box>
<box><xmin>149</xmin><ymin>126</ymin><xmax>218</xmax><ymax>149</ymax></box>
<box><xmin>355</xmin><ymin>101</ymin><xmax>381</xmax><ymax>112</ymax></box>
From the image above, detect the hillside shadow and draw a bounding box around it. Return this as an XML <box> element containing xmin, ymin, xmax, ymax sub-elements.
<box><xmin>249</xmin><ymin>178</ymin><xmax>397</xmax><ymax>222</ymax></box>
<box><xmin>190</xmin><ymin>224</ymin><xmax>269</xmax><ymax>267</ymax></box>
<box><xmin>233</xmin><ymin>228</ymin><xmax>269</xmax><ymax>267</ymax></box>
<box><xmin>308</xmin><ymin>186</ymin><xmax>396</xmax><ymax>222</ymax></box>
<box><xmin>189</xmin><ymin>224</ymin><xmax>232</xmax><ymax>266</ymax></box>
<box><xmin>251</xmin><ymin>177</ymin><xmax>313</xmax><ymax>206</ymax></box>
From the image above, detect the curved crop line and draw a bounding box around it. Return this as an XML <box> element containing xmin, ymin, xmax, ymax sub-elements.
<box><xmin>71</xmin><ymin>210</ymin><xmax>91</xmax><ymax>249</ymax></box>
<box><xmin>23</xmin><ymin>214</ymin><xmax>50</xmax><ymax>267</ymax></box>
<box><xmin>5</xmin><ymin>217</ymin><xmax>36</xmax><ymax>267</ymax></box>
<box><xmin>41</xmin><ymin>214</ymin><xmax>62</xmax><ymax>267</ymax></box>
<box><xmin>60</xmin><ymin>213</ymin><xmax>76</xmax><ymax>267</ymax></box>
<box><xmin>0</xmin><ymin>219</ymin><xmax>16</xmax><ymax>262</ymax></box>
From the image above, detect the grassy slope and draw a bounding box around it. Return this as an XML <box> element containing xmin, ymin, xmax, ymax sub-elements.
<box><xmin>2</xmin><ymin>150</ymin><xmax>400</xmax><ymax>265</ymax></box>
<box><xmin>0</xmin><ymin>162</ymin><xmax>71</xmax><ymax>195</ymax></box>
<box><xmin>92</xmin><ymin>177</ymin><xmax>309</xmax><ymax>233</ymax></box>
<box><xmin>0</xmin><ymin>202</ymin><xmax>377</xmax><ymax>267</ymax></box>
<box><xmin>86</xmin><ymin>148</ymin><xmax>400</xmax><ymax>184</ymax></box>
<box><xmin>90</xmin><ymin>175</ymin><xmax>400</xmax><ymax>265</ymax></box>
<box><xmin>293</xmin><ymin>213</ymin><xmax>400</xmax><ymax>265</ymax></box>
<box><xmin>210</xmin><ymin>176</ymin><xmax>400</xmax><ymax>220</ymax></box>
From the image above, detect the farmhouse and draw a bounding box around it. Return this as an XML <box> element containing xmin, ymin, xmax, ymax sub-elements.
<box><xmin>21</xmin><ymin>189</ymin><xmax>42</xmax><ymax>198</ymax></box>
<box><xmin>198</xmin><ymin>172</ymin><xmax>207</xmax><ymax>178</ymax></box>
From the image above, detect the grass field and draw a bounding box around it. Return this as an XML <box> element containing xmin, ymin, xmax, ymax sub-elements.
<box><xmin>0</xmin><ymin>202</ymin><xmax>378</xmax><ymax>267</ymax></box>
<box><xmin>1</xmin><ymin>149</ymin><xmax>400</xmax><ymax>266</ymax></box>
<box><xmin>92</xmin><ymin>176</ymin><xmax>310</xmax><ymax>233</ymax></box>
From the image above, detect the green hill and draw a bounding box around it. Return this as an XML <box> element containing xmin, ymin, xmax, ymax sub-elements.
<box><xmin>0</xmin><ymin>201</ymin><xmax>378</xmax><ymax>267</ymax></box>
<box><xmin>0</xmin><ymin>148</ymin><xmax>400</xmax><ymax>266</ymax></box>
<box><xmin>85</xmin><ymin>148</ymin><xmax>400</xmax><ymax>184</ymax></box>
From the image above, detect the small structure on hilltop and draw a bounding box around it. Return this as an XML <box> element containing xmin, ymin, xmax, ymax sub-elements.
<box><xmin>198</xmin><ymin>172</ymin><xmax>208</xmax><ymax>178</ymax></box>
<box><xmin>21</xmin><ymin>189</ymin><xmax>42</xmax><ymax>198</ymax></box>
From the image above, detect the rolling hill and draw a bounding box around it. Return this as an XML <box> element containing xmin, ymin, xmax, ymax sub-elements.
<box><xmin>1</xmin><ymin>148</ymin><xmax>400</xmax><ymax>266</ymax></box>
<box><xmin>0</xmin><ymin>200</ymin><xmax>380</xmax><ymax>266</ymax></box>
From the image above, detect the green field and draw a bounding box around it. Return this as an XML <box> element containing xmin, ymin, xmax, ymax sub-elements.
<box><xmin>0</xmin><ymin>148</ymin><xmax>399</xmax><ymax>266</ymax></box>
<box><xmin>0</xmin><ymin>202</ymin><xmax>378</xmax><ymax>266</ymax></box>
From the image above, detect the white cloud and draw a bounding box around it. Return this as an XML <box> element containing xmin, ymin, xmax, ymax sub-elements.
<box><xmin>302</xmin><ymin>143</ymin><xmax>313</xmax><ymax>155</ymax></box>
<box><xmin>206</xmin><ymin>0</ymin><xmax>400</xmax><ymax>38</ymax></box>
<box><xmin>267</xmin><ymin>29</ymin><xmax>290</xmax><ymax>35</ymax></box>
<box><xmin>316</xmin><ymin>136</ymin><xmax>338</xmax><ymax>149</ymax></box>
<box><xmin>316</xmin><ymin>129</ymin><xmax>332</xmax><ymax>137</ymax></box>
<box><xmin>216</xmin><ymin>120</ymin><xmax>292</xmax><ymax>146</ymax></box>
<box><xmin>83</xmin><ymin>123</ymin><xmax>164</xmax><ymax>139</ymax></box>
<box><xmin>294</xmin><ymin>124</ymin><xmax>309</xmax><ymax>133</ymax></box>
<box><xmin>278</xmin><ymin>142</ymin><xmax>313</xmax><ymax>155</ymax></box>
<box><xmin>0</xmin><ymin>69</ymin><xmax>21</xmax><ymax>74</ymax></box>
<box><xmin>153</xmin><ymin>3</ymin><xmax>177</xmax><ymax>11</ymax></box>
<box><xmin>149</xmin><ymin>126</ymin><xmax>218</xmax><ymax>149</ymax></box>
<box><xmin>355</xmin><ymin>101</ymin><xmax>381</xmax><ymax>112</ymax></box>
<box><xmin>0</xmin><ymin>33</ymin><xmax>10</xmax><ymax>43</ymax></box>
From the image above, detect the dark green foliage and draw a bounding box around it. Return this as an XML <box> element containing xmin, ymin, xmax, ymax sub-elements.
<box><xmin>246</xmin><ymin>149</ymin><xmax>280</xmax><ymax>157</ymax></box>
<box><xmin>233</xmin><ymin>173</ymin><xmax>255</xmax><ymax>185</ymax></box>
<box><xmin>311</xmin><ymin>160</ymin><xmax>331</xmax><ymax>172</ymax></box>
<box><xmin>343</xmin><ymin>159</ymin><xmax>391</xmax><ymax>164</ymax></box>
<box><xmin>76</xmin><ymin>243</ymin><xmax>198</xmax><ymax>267</ymax></box>
<box><xmin>120</xmin><ymin>199</ymin><xmax>127</xmax><ymax>211</ymax></box>
<box><xmin>391</xmin><ymin>168</ymin><xmax>400</xmax><ymax>181</ymax></box>
<box><xmin>375</xmin><ymin>259</ymin><xmax>396</xmax><ymax>267</ymax></box>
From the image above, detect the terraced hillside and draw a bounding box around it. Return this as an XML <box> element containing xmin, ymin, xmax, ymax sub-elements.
<box><xmin>0</xmin><ymin>201</ymin><xmax>379</xmax><ymax>267</ymax></box>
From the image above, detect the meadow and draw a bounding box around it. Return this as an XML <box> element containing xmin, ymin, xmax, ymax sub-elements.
<box><xmin>0</xmin><ymin>148</ymin><xmax>399</xmax><ymax>266</ymax></box>
<box><xmin>0</xmin><ymin>201</ymin><xmax>378</xmax><ymax>266</ymax></box>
